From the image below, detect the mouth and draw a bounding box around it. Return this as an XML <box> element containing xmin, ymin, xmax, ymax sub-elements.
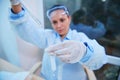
<box><xmin>58</xmin><ymin>29</ymin><xmax>63</xmax><ymax>33</ymax></box>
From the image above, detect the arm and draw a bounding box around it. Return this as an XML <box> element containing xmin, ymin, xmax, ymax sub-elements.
<box><xmin>9</xmin><ymin>0</ymin><xmax>47</xmax><ymax>48</ymax></box>
<box><xmin>81</xmin><ymin>39</ymin><xmax>107</xmax><ymax>70</ymax></box>
<box><xmin>45</xmin><ymin>35</ymin><xmax>107</xmax><ymax>70</ymax></box>
<box><xmin>78</xmin><ymin>33</ymin><xmax>107</xmax><ymax>70</ymax></box>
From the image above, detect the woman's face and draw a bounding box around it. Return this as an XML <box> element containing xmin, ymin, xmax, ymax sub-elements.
<box><xmin>49</xmin><ymin>9</ymin><xmax>71</xmax><ymax>38</ymax></box>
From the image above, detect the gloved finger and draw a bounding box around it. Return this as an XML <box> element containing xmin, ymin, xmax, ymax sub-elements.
<box><xmin>45</xmin><ymin>46</ymin><xmax>71</xmax><ymax>56</ymax></box>
<box><xmin>45</xmin><ymin>40</ymin><xmax>75</xmax><ymax>53</ymax></box>
<box><xmin>61</xmin><ymin>59</ymin><xmax>70</xmax><ymax>63</ymax></box>
<box><xmin>45</xmin><ymin>42</ymin><xmax>65</xmax><ymax>53</ymax></box>
<box><xmin>58</xmin><ymin>55</ymin><xmax>71</xmax><ymax>63</ymax></box>
<box><xmin>54</xmin><ymin>47</ymin><xmax>71</xmax><ymax>56</ymax></box>
<box><xmin>48</xmin><ymin>52</ymin><xmax>56</xmax><ymax>56</ymax></box>
<box><xmin>45</xmin><ymin>47</ymin><xmax>68</xmax><ymax>56</ymax></box>
<box><xmin>58</xmin><ymin>54</ymin><xmax>70</xmax><ymax>59</ymax></box>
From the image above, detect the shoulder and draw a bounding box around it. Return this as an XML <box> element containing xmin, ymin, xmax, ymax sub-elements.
<box><xmin>45</xmin><ymin>29</ymin><xmax>55</xmax><ymax>34</ymax></box>
<box><xmin>44</xmin><ymin>29</ymin><xmax>56</xmax><ymax>37</ymax></box>
<box><xmin>71</xmin><ymin>29</ymin><xmax>90</xmax><ymax>41</ymax></box>
<box><xmin>72</xmin><ymin>29</ymin><xmax>88</xmax><ymax>36</ymax></box>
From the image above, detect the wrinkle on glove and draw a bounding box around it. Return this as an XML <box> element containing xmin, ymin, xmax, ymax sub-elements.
<box><xmin>0</xmin><ymin>71</ymin><xmax>29</xmax><ymax>80</ymax></box>
<box><xmin>45</xmin><ymin>40</ymin><xmax>86</xmax><ymax>63</ymax></box>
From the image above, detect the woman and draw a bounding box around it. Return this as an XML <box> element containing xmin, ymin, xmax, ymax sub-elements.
<box><xmin>9</xmin><ymin>0</ymin><xmax>107</xmax><ymax>80</ymax></box>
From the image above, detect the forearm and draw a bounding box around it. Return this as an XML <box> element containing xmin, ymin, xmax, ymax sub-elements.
<box><xmin>9</xmin><ymin>6</ymin><xmax>46</xmax><ymax>49</ymax></box>
<box><xmin>81</xmin><ymin>40</ymin><xmax>107</xmax><ymax>70</ymax></box>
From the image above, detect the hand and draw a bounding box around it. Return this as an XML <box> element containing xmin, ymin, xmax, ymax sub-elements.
<box><xmin>10</xmin><ymin>0</ymin><xmax>21</xmax><ymax>5</ymax></box>
<box><xmin>45</xmin><ymin>40</ymin><xmax>86</xmax><ymax>63</ymax></box>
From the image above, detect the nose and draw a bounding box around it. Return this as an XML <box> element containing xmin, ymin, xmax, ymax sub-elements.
<box><xmin>57</xmin><ymin>22</ymin><xmax>62</xmax><ymax>28</ymax></box>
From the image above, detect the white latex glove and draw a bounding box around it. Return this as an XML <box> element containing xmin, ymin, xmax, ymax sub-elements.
<box><xmin>10</xmin><ymin>0</ymin><xmax>21</xmax><ymax>5</ymax></box>
<box><xmin>45</xmin><ymin>40</ymin><xmax>86</xmax><ymax>63</ymax></box>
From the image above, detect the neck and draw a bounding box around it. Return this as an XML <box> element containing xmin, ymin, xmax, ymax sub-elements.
<box><xmin>60</xmin><ymin>29</ymin><xmax>69</xmax><ymax>40</ymax></box>
<box><xmin>60</xmin><ymin>33</ymin><xmax>67</xmax><ymax>40</ymax></box>
<box><xmin>60</xmin><ymin>35</ymin><xmax>65</xmax><ymax>39</ymax></box>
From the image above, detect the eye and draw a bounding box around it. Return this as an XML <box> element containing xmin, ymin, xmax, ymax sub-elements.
<box><xmin>52</xmin><ymin>20</ymin><xmax>57</xmax><ymax>24</ymax></box>
<box><xmin>60</xmin><ymin>18</ymin><xmax>65</xmax><ymax>22</ymax></box>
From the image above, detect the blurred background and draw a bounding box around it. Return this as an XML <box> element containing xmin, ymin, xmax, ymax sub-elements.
<box><xmin>0</xmin><ymin>0</ymin><xmax>120</xmax><ymax>80</ymax></box>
